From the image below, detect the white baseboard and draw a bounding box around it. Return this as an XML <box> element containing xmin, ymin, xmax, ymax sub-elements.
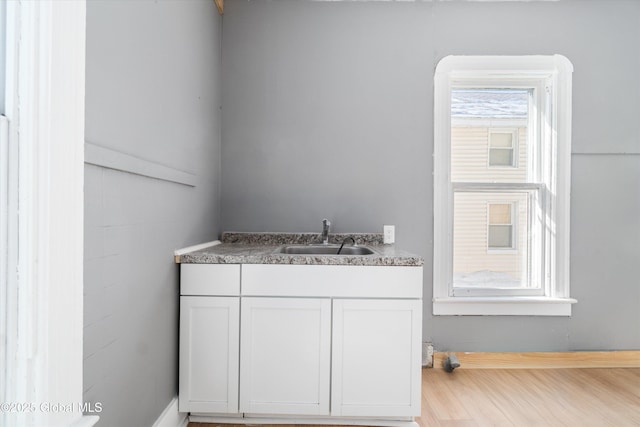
<box><xmin>433</xmin><ymin>350</ymin><xmax>640</xmax><ymax>369</ymax></box>
<box><xmin>153</xmin><ymin>397</ymin><xmax>188</xmax><ymax>427</ymax></box>
<box><xmin>190</xmin><ymin>414</ymin><xmax>417</xmax><ymax>427</ymax></box>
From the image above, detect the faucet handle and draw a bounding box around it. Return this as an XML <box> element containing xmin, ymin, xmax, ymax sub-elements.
<box><xmin>322</xmin><ymin>218</ymin><xmax>331</xmax><ymax>227</ymax></box>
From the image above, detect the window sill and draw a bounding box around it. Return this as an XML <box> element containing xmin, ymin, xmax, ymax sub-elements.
<box><xmin>433</xmin><ymin>297</ymin><xmax>577</xmax><ymax>316</ymax></box>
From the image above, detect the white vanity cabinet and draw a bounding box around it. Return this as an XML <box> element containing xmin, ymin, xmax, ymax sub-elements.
<box><xmin>180</xmin><ymin>262</ymin><xmax>423</xmax><ymax>426</ymax></box>
<box><xmin>179</xmin><ymin>264</ymin><xmax>240</xmax><ymax>414</ymax></box>
<box><xmin>331</xmin><ymin>299</ymin><xmax>422</xmax><ymax>417</ymax></box>
<box><xmin>241</xmin><ymin>264</ymin><xmax>423</xmax><ymax>419</ymax></box>
<box><xmin>239</xmin><ymin>297</ymin><xmax>331</xmax><ymax>415</ymax></box>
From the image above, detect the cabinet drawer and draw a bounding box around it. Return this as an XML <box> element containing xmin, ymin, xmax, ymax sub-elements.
<box><xmin>181</xmin><ymin>264</ymin><xmax>240</xmax><ymax>296</ymax></box>
<box><xmin>242</xmin><ymin>264</ymin><xmax>422</xmax><ymax>298</ymax></box>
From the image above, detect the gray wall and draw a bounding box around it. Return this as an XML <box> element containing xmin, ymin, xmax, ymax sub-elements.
<box><xmin>221</xmin><ymin>0</ymin><xmax>640</xmax><ymax>351</ymax></box>
<box><xmin>84</xmin><ymin>1</ymin><xmax>222</xmax><ymax>426</ymax></box>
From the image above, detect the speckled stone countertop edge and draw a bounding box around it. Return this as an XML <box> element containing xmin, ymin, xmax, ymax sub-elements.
<box><xmin>178</xmin><ymin>232</ymin><xmax>424</xmax><ymax>266</ymax></box>
<box><xmin>221</xmin><ymin>231</ymin><xmax>385</xmax><ymax>245</ymax></box>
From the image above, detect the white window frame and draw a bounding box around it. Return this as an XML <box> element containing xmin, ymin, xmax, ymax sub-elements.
<box><xmin>1</xmin><ymin>2</ymin><xmax>97</xmax><ymax>426</ymax></box>
<box><xmin>433</xmin><ymin>55</ymin><xmax>576</xmax><ymax>316</ymax></box>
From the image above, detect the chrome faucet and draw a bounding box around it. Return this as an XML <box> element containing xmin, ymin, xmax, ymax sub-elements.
<box><xmin>321</xmin><ymin>219</ymin><xmax>331</xmax><ymax>244</ymax></box>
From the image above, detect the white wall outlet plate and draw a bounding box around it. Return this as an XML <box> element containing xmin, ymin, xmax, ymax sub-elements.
<box><xmin>383</xmin><ymin>225</ymin><xmax>395</xmax><ymax>244</ymax></box>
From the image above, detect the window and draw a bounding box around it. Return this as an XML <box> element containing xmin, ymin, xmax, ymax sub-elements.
<box><xmin>488</xmin><ymin>130</ymin><xmax>517</xmax><ymax>167</ymax></box>
<box><xmin>488</xmin><ymin>203</ymin><xmax>514</xmax><ymax>249</ymax></box>
<box><xmin>433</xmin><ymin>55</ymin><xmax>576</xmax><ymax>316</ymax></box>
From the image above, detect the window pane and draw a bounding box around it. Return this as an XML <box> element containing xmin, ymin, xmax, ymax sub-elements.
<box><xmin>490</xmin><ymin>132</ymin><xmax>513</xmax><ymax>148</ymax></box>
<box><xmin>489</xmin><ymin>204</ymin><xmax>511</xmax><ymax>224</ymax></box>
<box><xmin>451</xmin><ymin>89</ymin><xmax>530</xmax><ymax>183</ymax></box>
<box><xmin>489</xmin><ymin>225</ymin><xmax>512</xmax><ymax>248</ymax></box>
<box><xmin>453</xmin><ymin>191</ymin><xmax>533</xmax><ymax>289</ymax></box>
<box><xmin>489</xmin><ymin>149</ymin><xmax>513</xmax><ymax>166</ymax></box>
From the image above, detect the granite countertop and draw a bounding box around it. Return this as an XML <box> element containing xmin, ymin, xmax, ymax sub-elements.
<box><xmin>177</xmin><ymin>232</ymin><xmax>424</xmax><ymax>267</ymax></box>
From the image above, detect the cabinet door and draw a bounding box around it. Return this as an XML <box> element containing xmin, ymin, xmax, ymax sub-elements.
<box><xmin>240</xmin><ymin>297</ymin><xmax>331</xmax><ymax>415</ymax></box>
<box><xmin>331</xmin><ymin>299</ymin><xmax>422</xmax><ymax>417</ymax></box>
<box><xmin>179</xmin><ymin>296</ymin><xmax>240</xmax><ymax>413</ymax></box>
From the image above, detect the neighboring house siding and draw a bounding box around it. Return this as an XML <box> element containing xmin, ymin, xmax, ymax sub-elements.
<box><xmin>451</xmin><ymin>125</ymin><xmax>527</xmax><ymax>183</ymax></box>
<box><xmin>451</xmin><ymin>124</ymin><xmax>528</xmax><ymax>284</ymax></box>
<box><xmin>453</xmin><ymin>191</ymin><xmax>529</xmax><ymax>283</ymax></box>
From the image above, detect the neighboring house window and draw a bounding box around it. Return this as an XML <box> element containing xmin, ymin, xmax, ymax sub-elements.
<box><xmin>488</xmin><ymin>129</ymin><xmax>517</xmax><ymax>167</ymax></box>
<box><xmin>433</xmin><ymin>55</ymin><xmax>576</xmax><ymax>316</ymax></box>
<box><xmin>487</xmin><ymin>203</ymin><xmax>515</xmax><ymax>249</ymax></box>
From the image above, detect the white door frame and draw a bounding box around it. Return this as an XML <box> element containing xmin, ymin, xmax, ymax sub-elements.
<box><xmin>1</xmin><ymin>1</ymin><xmax>95</xmax><ymax>426</ymax></box>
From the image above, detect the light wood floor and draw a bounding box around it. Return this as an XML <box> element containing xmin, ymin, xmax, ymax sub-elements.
<box><xmin>419</xmin><ymin>368</ymin><xmax>640</xmax><ymax>426</ymax></box>
<box><xmin>189</xmin><ymin>367</ymin><xmax>640</xmax><ymax>427</ymax></box>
